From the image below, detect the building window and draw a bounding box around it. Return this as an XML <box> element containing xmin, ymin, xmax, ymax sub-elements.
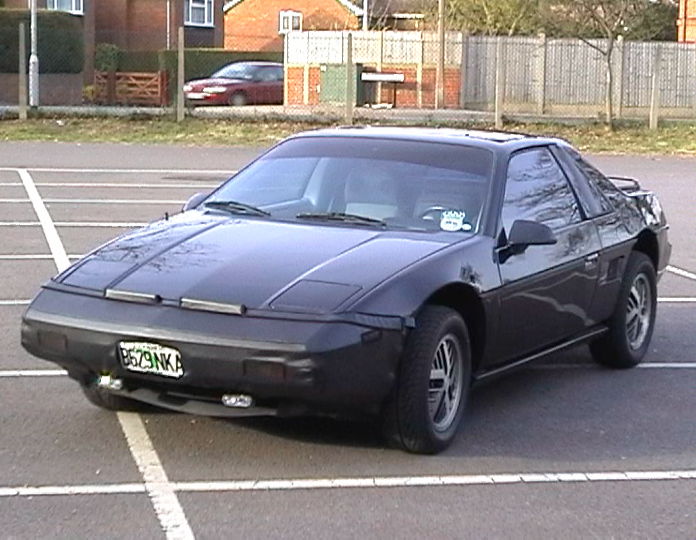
<box><xmin>46</xmin><ymin>0</ymin><xmax>83</xmax><ymax>15</ymax></box>
<box><xmin>185</xmin><ymin>0</ymin><xmax>214</xmax><ymax>27</ymax></box>
<box><xmin>279</xmin><ymin>10</ymin><xmax>302</xmax><ymax>34</ymax></box>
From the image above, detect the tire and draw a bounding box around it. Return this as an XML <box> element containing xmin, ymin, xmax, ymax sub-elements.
<box><xmin>81</xmin><ymin>382</ymin><xmax>144</xmax><ymax>412</ymax></box>
<box><xmin>382</xmin><ymin>305</ymin><xmax>472</xmax><ymax>454</ymax></box>
<box><xmin>229</xmin><ymin>92</ymin><xmax>247</xmax><ymax>106</ymax></box>
<box><xmin>590</xmin><ymin>251</ymin><xmax>657</xmax><ymax>369</ymax></box>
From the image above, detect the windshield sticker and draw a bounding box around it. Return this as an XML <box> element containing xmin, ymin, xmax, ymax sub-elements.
<box><xmin>440</xmin><ymin>210</ymin><xmax>471</xmax><ymax>232</ymax></box>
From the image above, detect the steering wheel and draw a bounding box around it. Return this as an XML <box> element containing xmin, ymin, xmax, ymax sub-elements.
<box><xmin>419</xmin><ymin>205</ymin><xmax>450</xmax><ymax>220</ymax></box>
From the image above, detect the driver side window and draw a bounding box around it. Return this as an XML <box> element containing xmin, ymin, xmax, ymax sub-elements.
<box><xmin>502</xmin><ymin>148</ymin><xmax>581</xmax><ymax>233</ymax></box>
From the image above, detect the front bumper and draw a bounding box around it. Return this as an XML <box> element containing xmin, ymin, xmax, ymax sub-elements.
<box><xmin>21</xmin><ymin>288</ymin><xmax>405</xmax><ymax>417</ymax></box>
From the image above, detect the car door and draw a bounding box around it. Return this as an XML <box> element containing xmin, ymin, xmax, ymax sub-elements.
<box><xmin>253</xmin><ymin>66</ymin><xmax>283</xmax><ymax>104</ymax></box>
<box><xmin>493</xmin><ymin>147</ymin><xmax>602</xmax><ymax>364</ymax></box>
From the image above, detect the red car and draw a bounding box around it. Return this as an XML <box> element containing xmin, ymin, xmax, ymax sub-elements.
<box><xmin>183</xmin><ymin>61</ymin><xmax>284</xmax><ymax>106</ymax></box>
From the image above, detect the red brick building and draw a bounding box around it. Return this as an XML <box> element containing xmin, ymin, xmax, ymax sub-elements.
<box><xmin>222</xmin><ymin>0</ymin><xmax>362</xmax><ymax>52</ymax></box>
<box><xmin>95</xmin><ymin>0</ymin><xmax>224</xmax><ymax>51</ymax></box>
<box><xmin>678</xmin><ymin>0</ymin><xmax>696</xmax><ymax>42</ymax></box>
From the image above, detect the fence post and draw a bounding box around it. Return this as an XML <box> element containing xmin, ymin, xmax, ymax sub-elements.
<box><xmin>177</xmin><ymin>26</ymin><xmax>185</xmax><ymax>123</ymax></box>
<box><xmin>459</xmin><ymin>33</ymin><xmax>468</xmax><ymax>109</ymax></box>
<box><xmin>18</xmin><ymin>23</ymin><xmax>28</xmax><ymax>121</ymax></box>
<box><xmin>495</xmin><ymin>38</ymin><xmax>506</xmax><ymax>129</ymax></box>
<box><xmin>615</xmin><ymin>35</ymin><xmax>625</xmax><ymax>119</ymax></box>
<box><xmin>417</xmin><ymin>33</ymin><xmax>424</xmax><ymax>108</ymax></box>
<box><xmin>535</xmin><ymin>33</ymin><xmax>547</xmax><ymax>116</ymax></box>
<box><xmin>649</xmin><ymin>44</ymin><xmax>662</xmax><ymax>130</ymax></box>
<box><xmin>377</xmin><ymin>30</ymin><xmax>385</xmax><ymax>105</ymax></box>
<box><xmin>302</xmin><ymin>33</ymin><xmax>309</xmax><ymax>105</ymax></box>
<box><xmin>345</xmin><ymin>32</ymin><xmax>354</xmax><ymax>124</ymax></box>
<box><xmin>435</xmin><ymin>0</ymin><xmax>445</xmax><ymax>109</ymax></box>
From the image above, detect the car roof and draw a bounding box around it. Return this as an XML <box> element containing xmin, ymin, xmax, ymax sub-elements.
<box><xmin>225</xmin><ymin>61</ymin><xmax>283</xmax><ymax>67</ymax></box>
<box><xmin>291</xmin><ymin>126</ymin><xmax>569</xmax><ymax>153</ymax></box>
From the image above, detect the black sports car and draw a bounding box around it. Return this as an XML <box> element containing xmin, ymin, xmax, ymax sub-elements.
<box><xmin>22</xmin><ymin>127</ymin><xmax>670</xmax><ymax>454</ymax></box>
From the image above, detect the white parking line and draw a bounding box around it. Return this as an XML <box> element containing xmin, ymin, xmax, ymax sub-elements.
<box><xmin>0</xmin><ymin>199</ymin><xmax>184</xmax><ymax>204</ymax></box>
<box><xmin>0</xmin><ymin>167</ymin><xmax>235</xmax><ymax>175</ymax></box>
<box><xmin>0</xmin><ymin>370</ymin><xmax>67</xmax><ymax>377</ymax></box>
<box><xmin>667</xmin><ymin>265</ymin><xmax>696</xmax><ymax>282</ymax></box>
<box><xmin>117</xmin><ymin>412</ymin><xmax>194</xmax><ymax>540</ymax></box>
<box><xmin>18</xmin><ymin>169</ymin><xmax>71</xmax><ymax>271</ymax></box>
<box><xmin>0</xmin><ymin>183</ymin><xmax>219</xmax><ymax>188</ymax></box>
<box><xmin>0</xmin><ymin>468</ymin><xmax>695</xmax><ymax>499</ymax></box>
<box><xmin>657</xmin><ymin>297</ymin><xmax>696</xmax><ymax>303</ymax></box>
<box><xmin>534</xmin><ymin>362</ymin><xmax>696</xmax><ymax>370</ymax></box>
<box><xmin>0</xmin><ymin>300</ymin><xmax>30</xmax><ymax>305</ymax></box>
<box><xmin>0</xmin><ymin>254</ymin><xmax>81</xmax><ymax>260</ymax></box>
<box><xmin>0</xmin><ymin>221</ymin><xmax>147</xmax><ymax>227</ymax></box>
<box><xmin>17</xmin><ymin>167</ymin><xmax>194</xmax><ymax>540</ymax></box>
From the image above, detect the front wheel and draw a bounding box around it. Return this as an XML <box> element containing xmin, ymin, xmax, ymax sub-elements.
<box><xmin>590</xmin><ymin>251</ymin><xmax>657</xmax><ymax>369</ymax></box>
<box><xmin>229</xmin><ymin>92</ymin><xmax>247</xmax><ymax>106</ymax></box>
<box><xmin>382</xmin><ymin>306</ymin><xmax>471</xmax><ymax>454</ymax></box>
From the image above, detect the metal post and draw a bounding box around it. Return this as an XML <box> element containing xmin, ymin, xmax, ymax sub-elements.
<box><xmin>177</xmin><ymin>26</ymin><xmax>185</xmax><ymax>122</ymax></box>
<box><xmin>649</xmin><ymin>45</ymin><xmax>662</xmax><ymax>130</ymax></box>
<box><xmin>29</xmin><ymin>0</ymin><xmax>39</xmax><ymax>108</ymax></box>
<box><xmin>19</xmin><ymin>23</ymin><xmax>28</xmax><ymax>120</ymax></box>
<box><xmin>345</xmin><ymin>32</ymin><xmax>354</xmax><ymax>124</ymax></box>
<box><xmin>435</xmin><ymin>0</ymin><xmax>445</xmax><ymax>108</ymax></box>
<box><xmin>362</xmin><ymin>0</ymin><xmax>369</xmax><ymax>31</ymax></box>
<box><xmin>535</xmin><ymin>33</ymin><xmax>547</xmax><ymax>116</ymax></box>
<box><xmin>616</xmin><ymin>35</ymin><xmax>625</xmax><ymax>119</ymax></box>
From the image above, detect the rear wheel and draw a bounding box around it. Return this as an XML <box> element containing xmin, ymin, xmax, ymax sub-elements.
<box><xmin>590</xmin><ymin>252</ymin><xmax>657</xmax><ymax>368</ymax></box>
<box><xmin>383</xmin><ymin>306</ymin><xmax>471</xmax><ymax>454</ymax></box>
<box><xmin>81</xmin><ymin>382</ymin><xmax>144</xmax><ymax>412</ymax></box>
<box><xmin>229</xmin><ymin>92</ymin><xmax>247</xmax><ymax>106</ymax></box>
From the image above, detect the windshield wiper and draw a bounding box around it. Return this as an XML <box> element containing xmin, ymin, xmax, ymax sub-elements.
<box><xmin>204</xmin><ymin>200</ymin><xmax>270</xmax><ymax>216</ymax></box>
<box><xmin>296</xmin><ymin>212</ymin><xmax>387</xmax><ymax>227</ymax></box>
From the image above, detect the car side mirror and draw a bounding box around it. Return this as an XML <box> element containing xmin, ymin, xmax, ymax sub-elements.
<box><xmin>499</xmin><ymin>220</ymin><xmax>557</xmax><ymax>263</ymax></box>
<box><xmin>182</xmin><ymin>192</ymin><xmax>208</xmax><ymax>212</ymax></box>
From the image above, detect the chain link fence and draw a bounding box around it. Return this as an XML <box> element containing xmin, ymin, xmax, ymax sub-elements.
<box><xmin>286</xmin><ymin>31</ymin><xmax>696</xmax><ymax>125</ymax></box>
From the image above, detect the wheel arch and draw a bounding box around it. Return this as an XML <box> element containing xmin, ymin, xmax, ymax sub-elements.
<box><xmin>633</xmin><ymin>229</ymin><xmax>659</xmax><ymax>270</ymax></box>
<box><xmin>421</xmin><ymin>283</ymin><xmax>486</xmax><ymax>372</ymax></box>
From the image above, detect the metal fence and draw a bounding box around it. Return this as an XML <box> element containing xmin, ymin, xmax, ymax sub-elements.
<box><xmin>285</xmin><ymin>31</ymin><xmax>696</xmax><ymax>123</ymax></box>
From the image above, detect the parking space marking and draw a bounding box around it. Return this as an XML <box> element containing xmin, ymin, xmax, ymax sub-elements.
<box><xmin>0</xmin><ymin>254</ymin><xmax>81</xmax><ymax>260</ymax></box>
<box><xmin>0</xmin><ymin>300</ymin><xmax>30</xmax><ymax>306</ymax></box>
<box><xmin>18</xmin><ymin>169</ymin><xmax>71</xmax><ymax>271</ymax></box>
<box><xmin>533</xmin><ymin>362</ymin><xmax>696</xmax><ymax>370</ymax></box>
<box><xmin>0</xmin><ymin>221</ymin><xmax>148</xmax><ymax>227</ymax></box>
<box><xmin>0</xmin><ymin>199</ymin><xmax>185</xmax><ymax>204</ymax></box>
<box><xmin>0</xmin><ymin>167</ymin><xmax>235</xmax><ymax>175</ymax></box>
<box><xmin>16</xmin><ymin>167</ymin><xmax>194</xmax><ymax>540</ymax></box>
<box><xmin>667</xmin><ymin>265</ymin><xmax>696</xmax><ymax>282</ymax></box>
<box><xmin>117</xmin><ymin>412</ymin><xmax>194</xmax><ymax>540</ymax></box>
<box><xmin>657</xmin><ymin>297</ymin><xmax>696</xmax><ymax>303</ymax></box>
<box><xmin>0</xmin><ymin>183</ymin><xmax>219</xmax><ymax>188</ymax></box>
<box><xmin>0</xmin><ymin>370</ymin><xmax>68</xmax><ymax>378</ymax></box>
<box><xmin>1</xmin><ymin>468</ymin><xmax>695</xmax><ymax>499</ymax></box>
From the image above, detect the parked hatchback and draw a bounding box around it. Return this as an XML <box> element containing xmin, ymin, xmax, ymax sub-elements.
<box><xmin>183</xmin><ymin>61</ymin><xmax>284</xmax><ymax>106</ymax></box>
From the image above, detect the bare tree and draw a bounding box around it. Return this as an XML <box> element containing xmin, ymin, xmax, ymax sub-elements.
<box><xmin>542</xmin><ymin>0</ymin><xmax>678</xmax><ymax>128</ymax></box>
<box><xmin>424</xmin><ymin>0</ymin><xmax>542</xmax><ymax>36</ymax></box>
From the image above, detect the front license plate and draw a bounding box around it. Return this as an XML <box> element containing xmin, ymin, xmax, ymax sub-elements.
<box><xmin>119</xmin><ymin>341</ymin><xmax>184</xmax><ymax>379</ymax></box>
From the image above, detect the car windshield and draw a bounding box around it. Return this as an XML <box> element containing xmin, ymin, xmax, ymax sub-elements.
<box><xmin>205</xmin><ymin>136</ymin><xmax>494</xmax><ymax>233</ymax></box>
<box><xmin>212</xmin><ymin>63</ymin><xmax>257</xmax><ymax>80</ymax></box>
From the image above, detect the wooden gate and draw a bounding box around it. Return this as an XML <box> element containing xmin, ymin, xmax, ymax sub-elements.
<box><xmin>95</xmin><ymin>71</ymin><xmax>169</xmax><ymax>106</ymax></box>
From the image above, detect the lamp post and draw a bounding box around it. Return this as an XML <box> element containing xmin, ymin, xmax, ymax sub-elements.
<box><xmin>29</xmin><ymin>0</ymin><xmax>39</xmax><ymax>107</ymax></box>
<box><xmin>362</xmin><ymin>0</ymin><xmax>369</xmax><ymax>31</ymax></box>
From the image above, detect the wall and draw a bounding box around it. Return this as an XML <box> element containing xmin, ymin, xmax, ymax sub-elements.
<box><xmin>224</xmin><ymin>0</ymin><xmax>359</xmax><ymax>52</ymax></box>
<box><xmin>0</xmin><ymin>72</ymin><xmax>83</xmax><ymax>105</ymax></box>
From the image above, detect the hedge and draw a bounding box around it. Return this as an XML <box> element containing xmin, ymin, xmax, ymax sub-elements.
<box><xmin>0</xmin><ymin>9</ymin><xmax>84</xmax><ymax>73</ymax></box>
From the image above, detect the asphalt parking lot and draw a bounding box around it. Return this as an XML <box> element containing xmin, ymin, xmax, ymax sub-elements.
<box><xmin>0</xmin><ymin>142</ymin><xmax>695</xmax><ymax>539</ymax></box>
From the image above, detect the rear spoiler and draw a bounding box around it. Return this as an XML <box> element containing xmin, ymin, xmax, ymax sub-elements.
<box><xmin>608</xmin><ymin>176</ymin><xmax>642</xmax><ymax>193</ymax></box>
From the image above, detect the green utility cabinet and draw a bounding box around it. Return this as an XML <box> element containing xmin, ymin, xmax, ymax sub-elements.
<box><xmin>319</xmin><ymin>63</ymin><xmax>370</xmax><ymax>106</ymax></box>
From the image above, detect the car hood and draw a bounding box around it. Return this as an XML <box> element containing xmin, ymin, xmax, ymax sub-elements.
<box><xmin>58</xmin><ymin>214</ymin><xmax>449</xmax><ymax>313</ymax></box>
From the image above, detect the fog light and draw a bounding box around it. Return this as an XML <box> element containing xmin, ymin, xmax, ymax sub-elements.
<box><xmin>221</xmin><ymin>394</ymin><xmax>254</xmax><ymax>408</ymax></box>
<box><xmin>97</xmin><ymin>374</ymin><xmax>123</xmax><ymax>391</ymax></box>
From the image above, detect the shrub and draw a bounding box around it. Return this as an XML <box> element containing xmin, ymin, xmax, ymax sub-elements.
<box><xmin>94</xmin><ymin>43</ymin><xmax>120</xmax><ymax>72</ymax></box>
<box><xmin>0</xmin><ymin>9</ymin><xmax>84</xmax><ymax>73</ymax></box>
